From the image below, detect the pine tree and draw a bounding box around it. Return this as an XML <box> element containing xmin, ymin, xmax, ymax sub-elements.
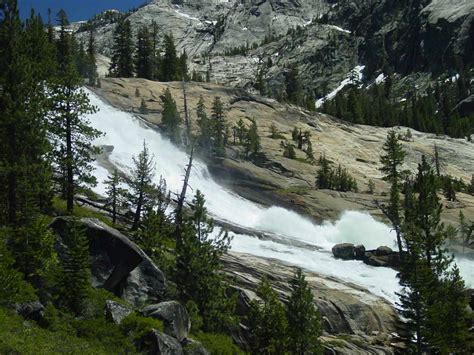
<box><xmin>178</xmin><ymin>49</ymin><xmax>189</xmax><ymax>81</ymax></box>
<box><xmin>161</xmin><ymin>33</ymin><xmax>178</xmax><ymax>81</ymax></box>
<box><xmin>104</xmin><ymin>169</ymin><xmax>126</xmax><ymax>225</ymax></box>
<box><xmin>59</xmin><ymin>220</ymin><xmax>91</xmax><ymax>315</ymax></box>
<box><xmin>211</xmin><ymin>97</ymin><xmax>226</xmax><ymax>156</ymax></box>
<box><xmin>285</xmin><ymin>64</ymin><xmax>302</xmax><ymax>105</ymax></box>
<box><xmin>129</xmin><ymin>141</ymin><xmax>156</xmax><ymax>230</ymax></box>
<box><xmin>86</xmin><ymin>30</ymin><xmax>98</xmax><ymax>86</ymax></box>
<box><xmin>248</xmin><ymin>277</ymin><xmax>288</xmax><ymax>354</ymax></box>
<box><xmin>244</xmin><ymin>120</ymin><xmax>261</xmax><ymax>157</ymax></box>
<box><xmin>380</xmin><ymin>130</ymin><xmax>406</xmax><ymax>255</ymax></box>
<box><xmin>48</xmin><ymin>33</ymin><xmax>101</xmax><ymax>213</ymax></box>
<box><xmin>161</xmin><ymin>88</ymin><xmax>181</xmax><ymax>141</ymax></box>
<box><xmin>287</xmin><ymin>269</ymin><xmax>322</xmax><ymax>354</ymax></box>
<box><xmin>196</xmin><ymin>96</ymin><xmax>212</xmax><ymax>152</ymax></box>
<box><xmin>0</xmin><ymin>1</ymin><xmax>53</xmax><ymax>225</ymax></box>
<box><xmin>109</xmin><ymin>18</ymin><xmax>134</xmax><ymax>77</ymax></box>
<box><xmin>135</xmin><ymin>26</ymin><xmax>154</xmax><ymax>80</ymax></box>
<box><xmin>175</xmin><ymin>190</ymin><xmax>235</xmax><ymax>332</ymax></box>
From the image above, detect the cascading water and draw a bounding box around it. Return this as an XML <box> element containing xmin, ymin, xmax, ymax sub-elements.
<box><xmin>86</xmin><ymin>90</ymin><xmax>473</xmax><ymax>304</ymax></box>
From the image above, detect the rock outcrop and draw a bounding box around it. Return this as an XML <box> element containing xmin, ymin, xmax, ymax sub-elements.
<box><xmin>50</xmin><ymin>217</ymin><xmax>166</xmax><ymax>307</ymax></box>
<box><xmin>105</xmin><ymin>300</ymin><xmax>133</xmax><ymax>325</ymax></box>
<box><xmin>141</xmin><ymin>301</ymin><xmax>191</xmax><ymax>342</ymax></box>
<box><xmin>138</xmin><ymin>329</ymin><xmax>184</xmax><ymax>355</ymax></box>
<box><xmin>332</xmin><ymin>243</ymin><xmax>401</xmax><ymax>269</ymax></box>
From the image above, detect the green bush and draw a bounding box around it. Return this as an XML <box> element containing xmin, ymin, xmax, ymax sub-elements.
<box><xmin>194</xmin><ymin>332</ymin><xmax>243</xmax><ymax>355</ymax></box>
<box><xmin>120</xmin><ymin>312</ymin><xmax>164</xmax><ymax>341</ymax></box>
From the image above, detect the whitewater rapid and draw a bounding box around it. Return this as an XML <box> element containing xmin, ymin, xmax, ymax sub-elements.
<box><xmin>86</xmin><ymin>90</ymin><xmax>473</xmax><ymax>304</ymax></box>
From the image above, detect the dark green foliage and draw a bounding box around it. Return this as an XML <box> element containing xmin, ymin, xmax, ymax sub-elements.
<box><xmin>104</xmin><ymin>169</ymin><xmax>126</xmax><ymax>225</ymax></box>
<box><xmin>193</xmin><ymin>332</ymin><xmax>243</xmax><ymax>355</ymax></box>
<box><xmin>0</xmin><ymin>2</ymin><xmax>53</xmax><ymax>225</ymax></box>
<box><xmin>244</xmin><ymin>120</ymin><xmax>261</xmax><ymax>157</ymax></box>
<box><xmin>285</xmin><ymin>64</ymin><xmax>303</xmax><ymax>105</ymax></box>
<box><xmin>283</xmin><ymin>141</ymin><xmax>296</xmax><ymax>159</ymax></box>
<box><xmin>380</xmin><ymin>130</ymin><xmax>406</xmax><ymax>254</ymax></box>
<box><xmin>211</xmin><ymin>97</ymin><xmax>227</xmax><ymax>156</ymax></box>
<box><xmin>196</xmin><ymin>96</ymin><xmax>212</xmax><ymax>152</ymax></box>
<box><xmin>176</xmin><ymin>190</ymin><xmax>236</xmax><ymax>333</ymax></box>
<box><xmin>59</xmin><ymin>220</ymin><xmax>91</xmax><ymax>315</ymax></box>
<box><xmin>86</xmin><ymin>31</ymin><xmax>98</xmax><ymax>86</ymax></box>
<box><xmin>321</xmin><ymin>76</ymin><xmax>472</xmax><ymax>139</ymax></box>
<box><xmin>160</xmin><ymin>33</ymin><xmax>179</xmax><ymax>81</ymax></box>
<box><xmin>287</xmin><ymin>269</ymin><xmax>322</xmax><ymax>354</ymax></box>
<box><xmin>161</xmin><ymin>88</ymin><xmax>181</xmax><ymax>141</ymax></box>
<box><xmin>248</xmin><ymin>278</ymin><xmax>288</xmax><ymax>354</ymax></box>
<box><xmin>129</xmin><ymin>141</ymin><xmax>156</xmax><ymax>230</ymax></box>
<box><xmin>316</xmin><ymin>155</ymin><xmax>358</xmax><ymax>192</ymax></box>
<box><xmin>135</xmin><ymin>26</ymin><xmax>154</xmax><ymax>80</ymax></box>
<box><xmin>109</xmin><ymin>18</ymin><xmax>134</xmax><ymax>77</ymax></box>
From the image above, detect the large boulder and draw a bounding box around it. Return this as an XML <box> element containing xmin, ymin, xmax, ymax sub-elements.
<box><xmin>138</xmin><ymin>330</ymin><xmax>183</xmax><ymax>355</ymax></box>
<box><xmin>50</xmin><ymin>217</ymin><xmax>166</xmax><ymax>307</ymax></box>
<box><xmin>332</xmin><ymin>243</ymin><xmax>355</xmax><ymax>260</ymax></box>
<box><xmin>14</xmin><ymin>301</ymin><xmax>45</xmax><ymax>324</ymax></box>
<box><xmin>141</xmin><ymin>301</ymin><xmax>191</xmax><ymax>342</ymax></box>
<box><xmin>105</xmin><ymin>300</ymin><xmax>133</xmax><ymax>325</ymax></box>
<box><xmin>183</xmin><ymin>338</ymin><xmax>210</xmax><ymax>355</ymax></box>
<box><xmin>354</xmin><ymin>245</ymin><xmax>366</xmax><ymax>260</ymax></box>
<box><xmin>375</xmin><ymin>246</ymin><xmax>393</xmax><ymax>256</ymax></box>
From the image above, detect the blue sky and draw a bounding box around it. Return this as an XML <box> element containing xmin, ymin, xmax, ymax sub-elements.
<box><xmin>19</xmin><ymin>0</ymin><xmax>146</xmax><ymax>22</ymax></box>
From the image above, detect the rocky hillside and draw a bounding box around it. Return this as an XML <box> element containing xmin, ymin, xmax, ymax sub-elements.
<box><xmin>76</xmin><ymin>0</ymin><xmax>474</xmax><ymax>102</ymax></box>
<box><xmin>92</xmin><ymin>77</ymin><xmax>474</xmax><ymax>233</ymax></box>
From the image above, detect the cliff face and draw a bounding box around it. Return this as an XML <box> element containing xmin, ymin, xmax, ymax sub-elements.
<box><xmin>76</xmin><ymin>0</ymin><xmax>473</xmax><ymax>103</ymax></box>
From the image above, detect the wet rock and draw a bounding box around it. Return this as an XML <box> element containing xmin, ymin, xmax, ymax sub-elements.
<box><xmin>141</xmin><ymin>301</ymin><xmax>190</xmax><ymax>342</ymax></box>
<box><xmin>376</xmin><ymin>246</ymin><xmax>393</xmax><ymax>256</ymax></box>
<box><xmin>354</xmin><ymin>245</ymin><xmax>366</xmax><ymax>260</ymax></box>
<box><xmin>50</xmin><ymin>217</ymin><xmax>166</xmax><ymax>307</ymax></box>
<box><xmin>332</xmin><ymin>243</ymin><xmax>355</xmax><ymax>260</ymax></box>
<box><xmin>105</xmin><ymin>300</ymin><xmax>133</xmax><ymax>325</ymax></box>
<box><xmin>138</xmin><ymin>330</ymin><xmax>183</xmax><ymax>355</ymax></box>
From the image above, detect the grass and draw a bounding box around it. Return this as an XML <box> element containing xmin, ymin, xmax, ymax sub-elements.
<box><xmin>52</xmin><ymin>197</ymin><xmax>113</xmax><ymax>227</ymax></box>
<box><xmin>277</xmin><ymin>185</ymin><xmax>311</xmax><ymax>195</ymax></box>
<box><xmin>193</xmin><ymin>332</ymin><xmax>244</xmax><ymax>355</ymax></box>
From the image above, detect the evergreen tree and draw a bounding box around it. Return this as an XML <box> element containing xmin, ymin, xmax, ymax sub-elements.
<box><xmin>109</xmin><ymin>18</ymin><xmax>134</xmax><ymax>77</ymax></box>
<box><xmin>161</xmin><ymin>88</ymin><xmax>181</xmax><ymax>141</ymax></box>
<box><xmin>283</xmin><ymin>142</ymin><xmax>296</xmax><ymax>159</ymax></box>
<box><xmin>161</xmin><ymin>33</ymin><xmax>178</xmax><ymax>81</ymax></box>
<box><xmin>380</xmin><ymin>130</ymin><xmax>406</xmax><ymax>255</ymax></box>
<box><xmin>129</xmin><ymin>141</ymin><xmax>156</xmax><ymax>230</ymax></box>
<box><xmin>175</xmin><ymin>190</ymin><xmax>235</xmax><ymax>332</ymax></box>
<box><xmin>178</xmin><ymin>49</ymin><xmax>189</xmax><ymax>81</ymax></box>
<box><xmin>135</xmin><ymin>26</ymin><xmax>154</xmax><ymax>80</ymax></box>
<box><xmin>196</xmin><ymin>96</ymin><xmax>212</xmax><ymax>152</ymax></box>
<box><xmin>287</xmin><ymin>269</ymin><xmax>322</xmax><ymax>354</ymax></box>
<box><xmin>48</xmin><ymin>38</ymin><xmax>101</xmax><ymax>213</ymax></box>
<box><xmin>59</xmin><ymin>220</ymin><xmax>91</xmax><ymax>315</ymax></box>
<box><xmin>248</xmin><ymin>277</ymin><xmax>288</xmax><ymax>354</ymax></box>
<box><xmin>86</xmin><ymin>30</ymin><xmax>98</xmax><ymax>86</ymax></box>
<box><xmin>211</xmin><ymin>97</ymin><xmax>226</xmax><ymax>156</ymax></box>
<box><xmin>104</xmin><ymin>169</ymin><xmax>126</xmax><ymax>225</ymax></box>
<box><xmin>285</xmin><ymin>64</ymin><xmax>302</xmax><ymax>105</ymax></box>
<box><xmin>244</xmin><ymin>120</ymin><xmax>261</xmax><ymax>157</ymax></box>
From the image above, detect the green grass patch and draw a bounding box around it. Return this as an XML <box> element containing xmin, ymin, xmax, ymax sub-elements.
<box><xmin>277</xmin><ymin>185</ymin><xmax>311</xmax><ymax>195</ymax></box>
<box><xmin>52</xmin><ymin>197</ymin><xmax>113</xmax><ymax>227</ymax></box>
<box><xmin>193</xmin><ymin>332</ymin><xmax>244</xmax><ymax>355</ymax></box>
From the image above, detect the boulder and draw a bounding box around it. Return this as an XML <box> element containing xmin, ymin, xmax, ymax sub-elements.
<box><xmin>14</xmin><ymin>301</ymin><xmax>45</xmax><ymax>323</ymax></box>
<box><xmin>50</xmin><ymin>217</ymin><xmax>166</xmax><ymax>307</ymax></box>
<box><xmin>141</xmin><ymin>301</ymin><xmax>190</xmax><ymax>342</ymax></box>
<box><xmin>138</xmin><ymin>330</ymin><xmax>183</xmax><ymax>355</ymax></box>
<box><xmin>365</xmin><ymin>255</ymin><xmax>389</xmax><ymax>267</ymax></box>
<box><xmin>183</xmin><ymin>338</ymin><xmax>210</xmax><ymax>355</ymax></box>
<box><xmin>375</xmin><ymin>246</ymin><xmax>393</xmax><ymax>256</ymax></box>
<box><xmin>332</xmin><ymin>243</ymin><xmax>355</xmax><ymax>260</ymax></box>
<box><xmin>105</xmin><ymin>300</ymin><xmax>133</xmax><ymax>325</ymax></box>
<box><xmin>354</xmin><ymin>245</ymin><xmax>366</xmax><ymax>260</ymax></box>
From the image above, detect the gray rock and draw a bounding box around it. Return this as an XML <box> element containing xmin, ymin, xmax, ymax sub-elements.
<box><xmin>365</xmin><ymin>255</ymin><xmax>389</xmax><ymax>268</ymax></box>
<box><xmin>375</xmin><ymin>246</ymin><xmax>393</xmax><ymax>256</ymax></box>
<box><xmin>141</xmin><ymin>301</ymin><xmax>190</xmax><ymax>342</ymax></box>
<box><xmin>105</xmin><ymin>300</ymin><xmax>133</xmax><ymax>325</ymax></box>
<box><xmin>332</xmin><ymin>243</ymin><xmax>355</xmax><ymax>260</ymax></box>
<box><xmin>139</xmin><ymin>330</ymin><xmax>184</xmax><ymax>355</ymax></box>
<box><xmin>354</xmin><ymin>245</ymin><xmax>366</xmax><ymax>260</ymax></box>
<box><xmin>50</xmin><ymin>217</ymin><xmax>166</xmax><ymax>307</ymax></box>
<box><xmin>14</xmin><ymin>301</ymin><xmax>45</xmax><ymax>323</ymax></box>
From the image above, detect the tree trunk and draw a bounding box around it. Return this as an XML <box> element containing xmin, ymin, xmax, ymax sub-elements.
<box><xmin>66</xmin><ymin>104</ymin><xmax>74</xmax><ymax>213</ymax></box>
<box><xmin>174</xmin><ymin>147</ymin><xmax>194</xmax><ymax>247</ymax></box>
<box><xmin>132</xmin><ymin>191</ymin><xmax>143</xmax><ymax>230</ymax></box>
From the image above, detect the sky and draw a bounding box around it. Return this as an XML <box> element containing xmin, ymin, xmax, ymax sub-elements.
<box><xmin>19</xmin><ymin>0</ymin><xmax>147</xmax><ymax>22</ymax></box>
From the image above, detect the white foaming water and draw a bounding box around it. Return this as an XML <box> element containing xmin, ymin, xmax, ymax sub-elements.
<box><xmin>86</xmin><ymin>90</ymin><xmax>473</xmax><ymax>303</ymax></box>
